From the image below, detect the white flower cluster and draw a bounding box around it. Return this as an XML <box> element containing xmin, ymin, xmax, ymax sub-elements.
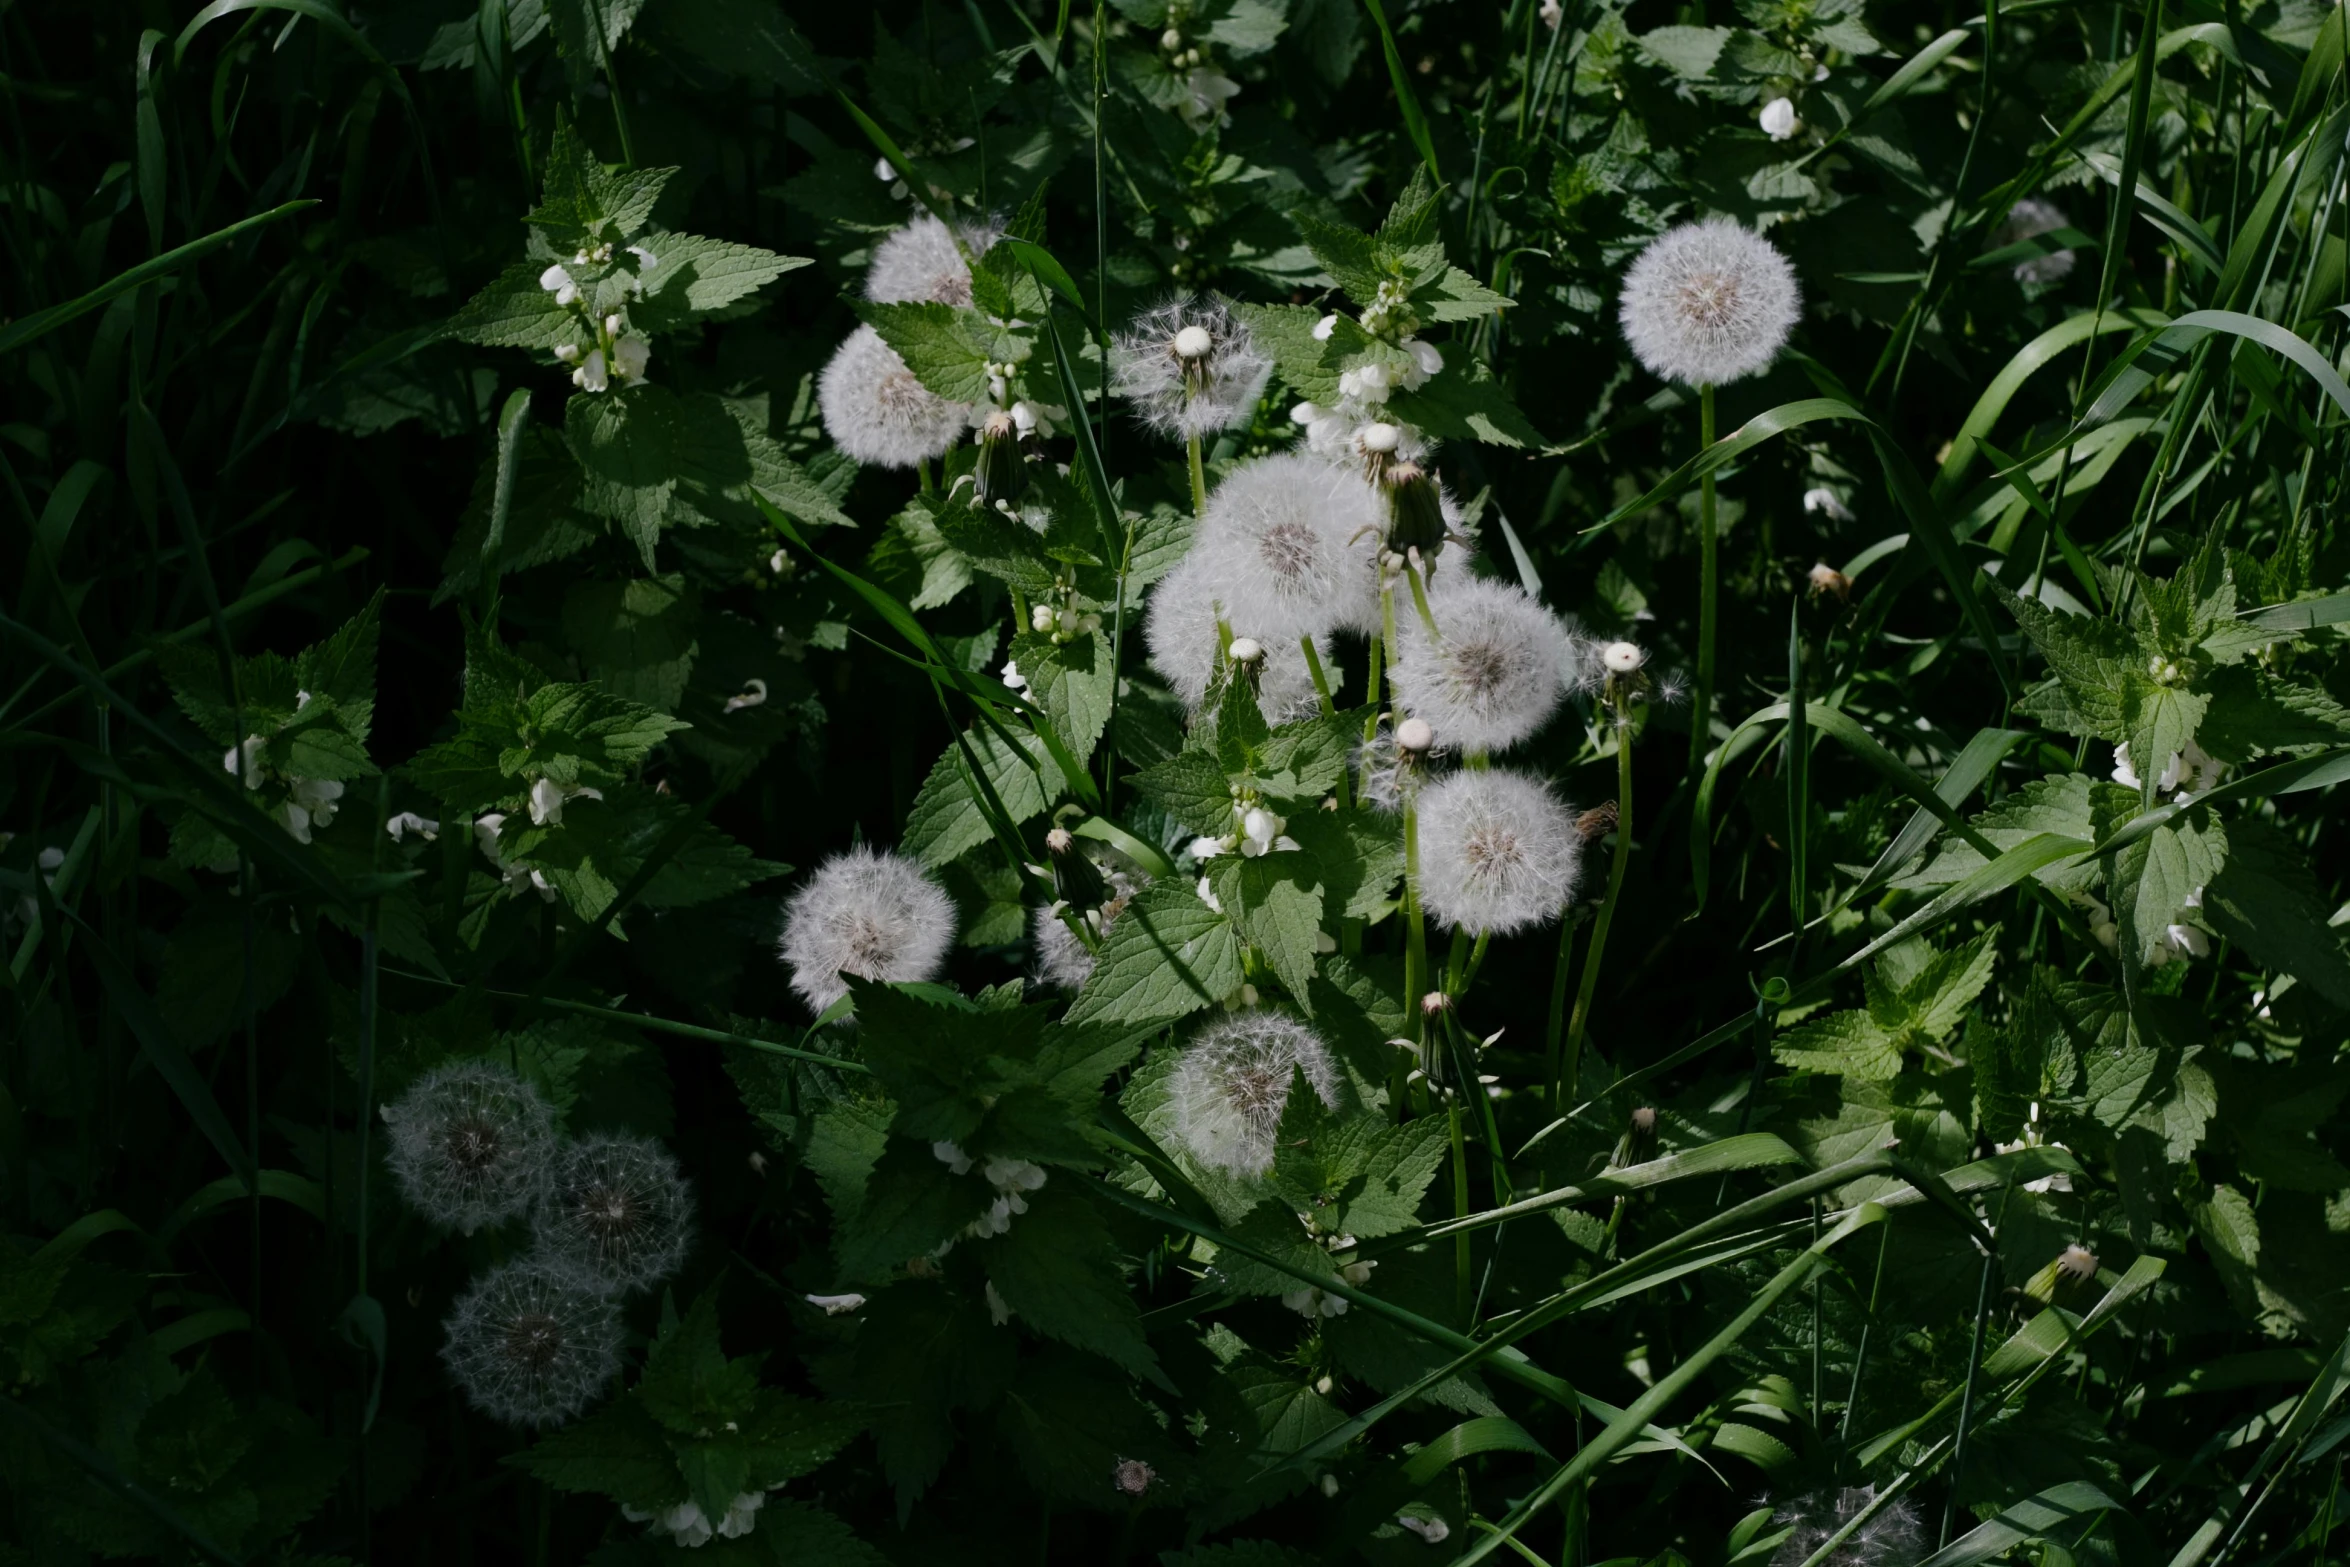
<box><xmin>933</xmin><ymin>1141</ymin><xmax>1049</xmax><ymax>1238</ymax></box>
<box><xmin>1290</xmin><ymin>299</ymin><xmax>1445</xmax><ymax>465</ymax></box>
<box><xmin>1190</xmin><ymin>801</ymin><xmax>1300</xmax><ymax>864</ymax></box>
<box><xmin>222</xmin><ymin>703</ymin><xmax>346</xmax><ymax>845</ymax></box>
<box><xmin>538</xmin><ymin>241</ymin><xmax>658</xmax><ymax>393</ymax></box>
<box><xmin>2113</xmin><ymin>738</ymin><xmax>2223</xmax><ymax>802</ymax></box>
<box><xmin>624</xmin><ymin>1489</ymin><xmax>768</xmax><ymax>1548</ymax></box>
<box><xmin>472</xmin><ymin>812</ymin><xmax>557</xmax><ymax>902</ymax></box>
<box><xmin>1159</xmin><ymin>27</ymin><xmax>1240</xmax><ymax>132</ymax></box>
<box><xmin>1282</xmin><ymin>1231</ymin><xmax>1377</xmax><ymax>1318</ymax></box>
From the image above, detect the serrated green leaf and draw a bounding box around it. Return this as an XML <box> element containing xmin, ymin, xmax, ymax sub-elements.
<box><xmin>979</xmin><ymin>1184</ymin><xmax>1161</xmax><ymax>1380</ymax></box>
<box><xmin>861</xmin><ymin>301</ymin><xmax>1020</xmax><ymax>404</ymax></box>
<box><xmin>1208</xmin><ymin>851</ymin><xmax>1324</xmax><ymax>1009</ymax></box>
<box><xmin>1009</xmin><ymin>630</ymin><xmax>1114</xmax><ymax>758</ymax></box>
<box><xmin>1231</xmin><ymin>301</ymin><xmax>1342</xmax><ymax>404</ymax></box>
<box><xmin>1065</xmin><ymin>878</ymin><xmax>1243</xmax><ymax>1025</ymax></box>
<box><xmin>1132</xmin><ymin>744</ymin><xmax>1237</xmax><ymax>837</ymax></box>
<box><xmin>507</xmin><ymin>1396</ymin><xmax>684</xmax><ymax>1511</ymax></box>
<box><xmin>1386</xmin><ymin>361</ymin><xmax>1544</xmax><ymax>447</ymax></box>
<box><xmin>631</xmin><ymin>232</ymin><xmax>795</xmax><ymax>327</ymax></box>
<box><xmin>445</xmin><ymin>258</ymin><xmax>579</xmax><ymax>349</ymax></box>
<box><xmin>901</xmin><ymin>724</ymin><xmax>1054</xmax><ymax>867</ymax></box>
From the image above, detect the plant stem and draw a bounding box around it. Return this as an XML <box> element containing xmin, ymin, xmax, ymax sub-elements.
<box><xmin>591</xmin><ymin>10</ymin><xmax>637</xmax><ymax>168</ymax></box>
<box><xmin>1690</xmin><ymin>382</ymin><xmax>1718</xmax><ymax>779</ymax></box>
<box><xmin>1186</xmin><ymin>433</ymin><xmax>1207</xmax><ymax>517</ymax></box>
<box><xmin>1559</xmin><ymin>710</ymin><xmax>1634</xmax><ymax>1105</ymax></box>
<box><xmin>1448</xmin><ymin>1090</ymin><xmax>1472</xmax><ymax>1324</ymax></box>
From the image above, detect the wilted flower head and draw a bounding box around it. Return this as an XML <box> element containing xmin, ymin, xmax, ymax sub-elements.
<box><xmin>442</xmin><ymin>1257</ymin><xmax>623</xmax><ymax>1429</ymax></box>
<box><xmin>1415</xmin><ymin>769</ymin><xmax>1581</xmax><ymax>935</ymax></box>
<box><xmin>1143</xmin><ymin>553</ymin><xmax>1333</xmax><ymax>722</ymax></box>
<box><xmin>533</xmin><ymin>1132</ymin><xmax>695</xmax><ymax>1295</ymax></box>
<box><xmin>1994</xmin><ymin>197</ymin><xmax>2077</xmax><ymax>285</ymax></box>
<box><xmin>1389</xmin><ymin>576</ymin><xmax>1574</xmax><ymax>755</ymax></box>
<box><xmin>779</xmin><ymin>846</ymin><xmax>957</xmax><ymax>1013</ymax></box>
<box><xmin>817</xmin><ymin>324</ymin><xmax>969</xmax><ymax>469</ymax></box>
<box><xmin>1186</xmin><ymin>452</ymin><xmax>1386</xmax><ymax>638</ymax></box>
<box><xmin>864</xmin><ymin>213</ymin><xmax>1005</xmax><ymax>306</ymax></box>
<box><xmin>1170</xmin><ymin>1010</ymin><xmax>1341</xmax><ymax>1175</ymax></box>
<box><xmin>1619</xmin><ymin>217</ymin><xmax>1802</xmax><ymax>386</ymax></box>
<box><xmin>1111</xmin><ymin>296</ymin><xmax>1273</xmax><ymax>440</ymax></box>
<box><xmin>1769</xmin><ymin>1484</ymin><xmax>1924</xmax><ymax>1567</ymax></box>
<box><xmin>382</xmin><ymin>1059</ymin><xmax>558</xmax><ymax>1234</ymax></box>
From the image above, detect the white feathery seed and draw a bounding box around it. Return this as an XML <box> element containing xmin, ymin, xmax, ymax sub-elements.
<box><xmin>442</xmin><ymin>1256</ymin><xmax>623</xmax><ymax>1429</ymax></box>
<box><xmin>532</xmin><ymin>1132</ymin><xmax>695</xmax><ymax>1295</ymax></box>
<box><xmin>817</xmin><ymin>324</ymin><xmax>969</xmax><ymax>468</ymax></box>
<box><xmin>778</xmin><ymin>846</ymin><xmax>958</xmax><ymax>1014</ymax></box>
<box><xmin>1768</xmin><ymin>1485</ymin><xmax>1924</xmax><ymax>1567</ymax></box>
<box><xmin>863</xmin><ymin>213</ymin><xmax>1006</xmax><ymax>306</ymax></box>
<box><xmin>1169</xmin><ymin>1011</ymin><xmax>1342</xmax><ymax>1176</ymax></box>
<box><xmin>382</xmin><ymin>1059</ymin><xmax>559</xmax><ymax>1235</ymax></box>
<box><xmin>1389</xmin><ymin>575</ymin><xmax>1574</xmax><ymax>754</ymax></box>
<box><xmin>1142</xmin><ymin>553</ymin><xmax>1333</xmax><ymax>722</ymax></box>
<box><xmin>1415</xmin><ymin>769</ymin><xmax>1581</xmax><ymax>935</ymax></box>
<box><xmin>1619</xmin><ymin>217</ymin><xmax>1802</xmax><ymax>387</ymax></box>
<box><xmin>1109</xmin><ymin>295</ymin><xmax>1273</xmax><ymax>440</ymax></box>
<box><xmin>1186</xmin><ymin>452</ymin><xmax>1386</xmax><ymax>639</ymax></box>
<box><xmin>1994</xmin><ymin>197</ymin><xmax>2078</xmax><ymax>285</ymax></box>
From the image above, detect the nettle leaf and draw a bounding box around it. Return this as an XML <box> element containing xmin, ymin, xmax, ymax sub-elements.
<box><xmin>2119</xmin><ymin>678</ymin><xmax>2209</xmax><ymax>800</ymax></box>
<box><xmin>1777</xmin><ymin>929</ymin><xmax>1998</xmax><ymax>1080</ymax></box>
<box><xmin>2107</xmin><ymin>814</ymin><xmax>2226</xmax><ymax>985</ymax></box>
<box><xmin>1774</xmin><ymin>1008</ymin><xmax>1904</xmax><ymax>1080</ymax></box>
<box><xmin>445</xmin><ymin>258</ymin><xmax>578</xmax><ymax>349</ymax></box>
<box><xmin>1008</xmin><ymin>630</ymin><xmax>1115</xmax><ymax>758</ymax></box>
<box><xmin>932</xmin><ymin>498</ymin><xmax>1062</xmax><ymax>597</ymax></box>
<box><xmin>1268</xmin><ymin>1080</ymin><xmax>1444</xmax><ymax>1239</ymax></box>
<box><xmin>1133</xmin><ymin>743</ymin><xmax>1238</xmax><ymax>837</ymax></box>
<box><xmin>1065</xmin><ymin>877</ymin><xmax>1243</xmax><ymax>1025</ymax></box>
<box><xmin>861</xmin><ymin>301</ymin><xmax>1025</xmax><ymax>404</ymax></box>
<box><xmin>508</xmin><ymin>1395</ymin><xmax>684</xmax><ymax>1512</ymax></box>
<box><xmin>2200</xmin><ymin>818</ymin><xmax>2350</xmax><ymax>1009</ymax></box>
<box><xmin>512</xmin><ymin>683</ymin><xmax>688</xmax><ymax>785</ymax></box>
<box><xmin>1200</xmin><ymin>0</ymin><xmax>1288</xmax><ymax>54</ymax></box>
<box><xmin>843</xmin><ymin>1282</ymin><xmax>1016</xmax><ymax>1517</ymax></box>
<box><xmin>527</xmin><ymin>121</ymin><xmax>671</xmax><ymax>247</ymax></box>
<box><xmin>901</xmin><ymin>724</ymin><xmax>1055</xmax><ymax>867</ymax></box>
<box><xmin>1291</xmin><ymin>210</ymin><xmax>1386</xmax><ymax>305</ymax></box>
<box><xmin>1899</xmin><ymin>774</ymin><xmax>2102</xmax><ymax>894</ymax></box>
<box><xmin>500</xmin><ymin>786</ymin><xmax>782</xmax><ymax>923</ymax></box>
<box><xmin>1386</xmin><ymin>361</ymin><xmax>1545</xmax><ymax>448</ymax></box>
<box><xmin>1637</xmin><ymin>23</ymin><xmax>1734</xmax><ymax>78</ymax></box>
<box><xmin>1232</xmin><ymin>301</ymin><xmax>1342</xmax><ymax>404</ymax></box>
<box><xmin>630</xmin><ymin>232</ymin><xmax>801</xmax><ymax>330</ymax></box>
<box><xmin>1205</xmin><ymin>1199</ymin><xmax>1340</xmax><ymax>1297</ymax></box>
<box><xmin>1208</xmin><ymin>851</ymin><xmax>1325</xmax><ymax>1009</ymax></box>
<box><xmin>1992</xmin><ymin>580</ymin><xmax>2138</xmax><ymax>740</ymax></box>
<box><xmin>2195</xmin><ymin>664</ymin><xmax>2350</xmax><ymax>761</ymax></box>
<box><xmin>1285</xmin><ymin>807</ymin><xmax>1403</xmax><ymax>923</ymax></box>
<box><xmin>1414</xmin><ymin>264</ymin><xmax>1513</xmax><ymax>323</ymax></box>
<box><xmin>1256</xmin><ymin>706</ymin><xmax>1364</xmax><ymax>798</ymax></box>
<box><xmin>849</xmin><ymin>977</ymin><xmax>1049</xmax><ymax>1143</ymax></box>
<box><xmin>568</xmin><ymin>385</ymin><xmax>685</xmax><ymax>570</ymax></box>
<box><xmin>836</xmin><ymin>1137</ymin><xmax>997</xmax><ymax>1283</ymax></box>
<box><xmin>563</xmin><ymin>575</ymin><xmax>699</xmax><ymax>713</ymax></box>
<box><xmin>979</xmin><ymin>1183</ymin><xmax>1162</xmax><ymax>1381</ymax></box>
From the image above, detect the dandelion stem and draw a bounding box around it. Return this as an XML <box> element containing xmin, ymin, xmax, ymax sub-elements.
<box><xmin>1449</xmin><ymin>1094</ymin><xmax>1472</xmax><ymax>1324</ymax></box>
<box><xmin>1405</xmin><ymin>554</ymin><xmax>1443</xmax><ymax>642</ymax></box>
<box><xmin>1559</xmin><ymin>708</ymin><xmax>1634</xmax><ymax>1106</ymax></box>
<box><xmin>1186</xmin><ymin>433</ymin><xmax>1208</xmax><ymax>517</ymax></box>
<box><xmin>1388</xmin><ymin>580</ymin><xmax>1431</xmax><ymax>1042</ymax></box>
<box><xmin>1301</xmin><ymin>633</ymin><xmax>1337</xmax><ymax>718</ymax></box>
<box><xmin>1690</xmin><ymin>382</ymin><xmax>1718</xmax><ymax>779</ymax></box>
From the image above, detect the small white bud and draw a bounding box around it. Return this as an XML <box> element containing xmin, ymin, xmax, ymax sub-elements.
<box><xmin>1602</xmin><ymin>641</ymin><xmax>1646</xmax><ymax>674</ymax></box>
<box><xmin>1396</xmin><ymin>716</ymin><xmax>1434</xmax><ymax>753</ymax></box>
<box><xmin>1227</xmin><ymin>636</ymin><xmax>1264</xmax><ymax>663</ymax></box>
<box><xmin>1160</xmin><ymin>26</ymin><xmax>1183</xmax><ymax>49</ymax></box>
<box><xmin>1360</xmin><ymin>422</ymin><xmax>1402</xmax><ymax>453</ymax></box>
<box><xmin>1173</xmin><ymin>324</ymin><xmax>1214</xmax><ymax>359</ymax></box>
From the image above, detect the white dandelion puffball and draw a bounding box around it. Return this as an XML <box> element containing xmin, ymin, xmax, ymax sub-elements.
<box><xmin>1768</xmin><ymin>1484</ymin><xmax>1923</xmax><ymax>1567</ymax></box>
<box><xmin>864</xmin><ymin>213</ymin><xmax>1005</xmax><ymax>306</ymax></box>
<box><xmin>1186</xmin><ymin>452</ymin><xmax>1385</xmax><ymax>639</ymax></box>
<box><xmin>1109</xmin><ymin>295</ymin><xmax>1273</xmax><ymax>441</ymax></box>
<box><xmin>1169</xmin><ymin>1011</ymin><xmax>1342</xmax><ymax>1176</ymax></box>
<box><xmin>817</xmin><ymin>325</ymin><xmax>968</xmax><ymax>468</ymax></box>
<box><xmin>1032</xmin><ymin>866</ymin><xmax>1141</xmax><ymax>990</ymax></box>
<box><xmin>442</xmin><ymin>1257</ymin><xmax>623</xmax><ymax>1429</ymax></box>
<box><xmin>1415</xmin><ymin>769</ymin><xmax>1581</xmax><ymax>935</ymax></box>
<box><xmin>1619</xmin><ymin>217</ymin><xmax>1802</xmax><ymax>387</ymax></box>
<box><xmin>1388</xmin><ymin>575</ymin><xmax>1574</xmax><ymax>754</ymax></box>
<box><xmin>779</xmin><ymin>846</ymin><xmax>957</xmax><ymax>1013</ymax></box>
<box><xmin>382</xmin><ymin>1059</ymin><xmax>558</xmax><ymax>1235</ymax></box>
<box><xmin>1994</xmin><ymin>197</ymin><xmax>2078</xmax><ymax>285</ymax></box>
<box><xmin>532</xmin><ymin>1132</ymin><xmax>695</xmax><ymax>1295</ymax></box>
<box><xmin>1143</xmin><ymin>553</ymin><xmax>1333</xmax><ymax>722</ymax></box>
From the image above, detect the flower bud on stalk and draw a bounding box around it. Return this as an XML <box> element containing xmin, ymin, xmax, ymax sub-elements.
<box><xmin>972</xmin><ymin>408</ymin><xmax>1028</xmax><ymax>510</ymax></box>
<box><xmin>1045</xmin><ymin>825</ymin><xmax>1107</xmax><ymax>911</ymax></box>
<box><xmin>1381</xmin><ymin>460</ymin><xmax>1451</xmax><ymax>562</ymax></box>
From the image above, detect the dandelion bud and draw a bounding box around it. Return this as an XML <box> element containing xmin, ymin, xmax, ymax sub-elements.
<box><xmin>973</xmin><ymin>409</ymin><xmax>1028</xmax><ymax>509</ymax></box>
<box><xmin>1420</xmin><ymin>991</ymin><xmax>1451</xmax><ymax>1018</ymax></box>
<box><xmin>1576</xmin><ymin>802</ymin><xmax>1619</xmax><ymax>843</ymax></box>
<box><xmin>1045</xmin><ymin>826</ymin><xmax>1109</xmax><ymax>912</ymax></box>
<box><xmin>1382</xmin><ymin>462</ymin><xmax>1451</xmax><ymax>562</ymax></box>
<box><xmin>1630</xmin><ymin>1105</ymin><xmax>1657</xmax><ymax>1133</ymax></box>
<box><xmin>442</xmin><ymin>1258</ymin><xmax>623</xmax><ymax>1429</ymax></box>
<box><xmin>1396</xmin><ymin>717</ymin><xmax>1434</xmax><ymax>753</ymax></box>
<box><xmin>1170</xmin><ymin>1010</ymin><xmax>1341</xmax><ymax>1175</ymax></box>
<box><xmin>1806</xmin><ymin>562</ymin><xmax>1852</xmax><ymax>602</ymax></box>
<box><xmin>532</xmin><ymin>1132</ymin><xmax>695</xmax><ymax>1295</ymax></box>
<box><xmin>778</xmin><ymin>847</ymin><xmax>957</xmax><ymax>1014</ymax></box>
<box><xmin>382</xmin><ymin>1059</ymin><xmax>558</xmax><ymax>1234</ymax></box>
<box><xmin>2055</xmin><ymin>1244</ymin><xmax>2099</xmax><ymax>1284</ymax></box>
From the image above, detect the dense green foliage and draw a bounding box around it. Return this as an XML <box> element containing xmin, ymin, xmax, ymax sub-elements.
<box><xmin>5</xmin><ymin>0</ymin><xmax>2350</xmax><ymax>1562</ymax></box>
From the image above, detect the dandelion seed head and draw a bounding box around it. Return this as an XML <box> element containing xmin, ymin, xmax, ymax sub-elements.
<box><xmin>2055</xmin><ymin>1243</ymin><xmax>2099</xmax><ymax>1283</ymax></box>
<box><xmin>1768</xmin><ymin>1485</ymin><xmax>1923</xmax><ymax>1567</ymax></box>
<box><xmin>818</xmin><ymin>324</ymin><xmax>969</xmax><ymax>469</ymax></box>
<box><xmin>1995</xmin><ymin>197</ymin><xmax>2078</xmax><ymax>285</ymax></box>
<box><xmin>382</xmin><ymin>1059</ymin><xmax>558</xmax><ymax>1234</ymax></box>
<box><xmin>1390</xmin><ymin>576</ymin><xmax>1574</xmax><ymax>754</ymax></box>
<box><xmin>442</xmin><ymin>1257</ymin><xmax>623</xmax><ymax>1429</ymax></box>
<box><xmin>1110</xmin><ymin>296</ymin><xmax>1273</xmax><ymax>440</ymax></box>
<box><xmin>778</xmin><ymin>846</ymin><xmax>957</xmax><ymax>1013</ymax></box>
<box><xmin>1416</xmin><ymin>769</ymin><xmax>1581</xmax><ymax>935</ymax></box>
<box><xmin>1169</xmin><ymin>1010</ymin><xmax>1341</xmax><ymax>1176</ymax></box>
<box><xmin>1186</xmin><ymin>452</ymin><xmax>1386</xmax><ymax>640</ymax></box>
<box><xmin>1032</xmin><ymin>863</ymin><xmax>1142</xmax><ymax>990</ymax></box>
<box><xmin>1143</xmin><ymin>553</ymin><xmax>1333</xmax><ymax>722</ymax></box>
<box><xmin>863</xmin><ymin>213</ymin><xmax>1006</xmax><ymax>306</ymax></box>
<box><xmin>1619</xmin><ymin>217</ymin><xmax>1802</xmax><ymax>386</ymax></box>
<box><xmin>532</xmin><ymin>1132</ymin><xmax>695</xmax><ymax>1294</ymax></box>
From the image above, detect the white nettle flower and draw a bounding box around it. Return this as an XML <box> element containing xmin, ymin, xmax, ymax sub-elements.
<box><xmin>473</xmin><ymin>813</ymin><xmax>558</xmax><ymax>902</ymax></box>
<box><xmin>1389</xmin><ymin>575</ymin><xmax>1575</xmax><ymax>755</ymax></box>
<box><xmin>1802</xmin><ymin>486</ymin><xmax>1855</xmax><ymax>522</ymax></box>
<box><xmin>624</xmin><ymin>1490</ymin><xmax>767</xmax><ymax>1548</ymax></box>
<box><xmin>280</xmin><ymin>776</ymin><xmax>344</xmax><ymax>843</ymax></box>
<box><xmin>817</xmin><ymin>324</ymin><xmax>970</xmax><ymax>469</ymax></box>
<box><xmin>2111</xmin><ymin>739</ymin><xmax>2224</xmax><ymax>801</ymax></box>
<box><xmin>1178</xmin><ymin>66</ymin><xmax>1241</xmax><ymax>132</ymax></box>
<box><xmin>538</xmin><ymin>263</ymin><xmax>580</xmax><ymax>307</ymax></box>
<box><xmin>1169</xmin><ymin>1010</ymin><xmax>1341</xmax><ymax>1176</ymax></box>
<box><xmin>777</xmin><ymin>846</ymin><xmax>958</xmax><ymax>1013</ymax></box>
<box><xmin>1619</xmin><ymin>216</ymin><xmax>1802</xmax><ymax>387</ymax></box>
<box><xmin>1415</xmin><ymin>769</ymin><xmax>1582</xmax><ymax>935</ymax></box>
<box><xmin>805</xmin><ymin>1292</ymin><xmax>867</xmax><ymax>1315</ymax></box>
<box><xmin>1142</xmin><ymin>553</ymin><xmax>1334</xmax><ymax>722</ymax></box>
<box><xmin>1109</xmin><ymin>295</ymin><xmax>1273</xmax><ymax>440</ymax></box>
<box><xmin>864</xmin><ymin>213</ymin><xmax>1006</xmax><ymax>307</ymax></box>
<box><xmin>1283</xmin><ymin>1257</ymin><xmax>1376</xmax><ymax>1318</ymax></box>
<box><xmin>527</xmin><ymin>776</ymin><xmax>605</xmax><ymax>828</ymax></box>
<box><xmin>224</xmin><ymin>735</ymin><xmax>268</xmax><ymax>788</ymax></box>
<box><xmin>1994</xmin><ymin>196</ymin><xmax>2079</xmax><ymax>285</ymax></box>
<box><xmin>386</xmin><ymin>811</ymin><xmax>440</xmax><ymax>842</ymax></box>
<box><xmin>1185</xmin><ymin>452</ymin><xmax>1386</xmax><ymax>639</ymax></box>
<box><xmin>933</xmin><ymin>1142</ymin><xmax>1049</xmax><ymax>1238</ymax></box>
<box><xmin>1759</xmin><ymin>96</ymin><xmax>1799</xmax><ymax>140</ymax></box>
